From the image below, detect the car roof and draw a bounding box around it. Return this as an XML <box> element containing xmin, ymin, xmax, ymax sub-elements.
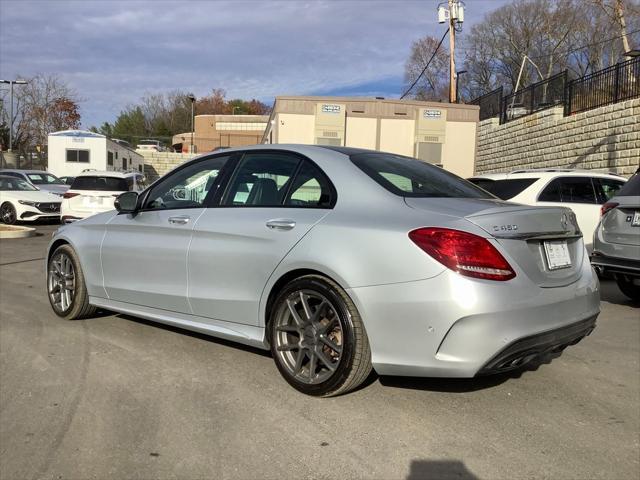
<box><xmin>0</xmin><ymin>169</ymin><xmax>50</xmax><ymax>174</ymax></box>
<box><xmin>76</xmin><ymin>170</ymin><xmax>141</xmax><ymax>178</ymax></box>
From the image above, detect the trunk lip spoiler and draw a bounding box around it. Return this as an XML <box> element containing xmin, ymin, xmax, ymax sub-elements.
<box><xmin>490</xmin><ymin>230</ymin><xmax>582</xmax><ymax>241</ymax></box>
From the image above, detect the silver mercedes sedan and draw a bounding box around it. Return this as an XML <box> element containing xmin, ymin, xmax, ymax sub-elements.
<box><xmin>46</xmin><ymin>145</ymin><xmax>600</xmax><ymax>396</ymax></box>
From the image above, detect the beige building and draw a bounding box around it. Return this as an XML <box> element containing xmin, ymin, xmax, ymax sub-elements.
<box><xmin>173</xmin><ymin>114</ymin><xmax>269</xmax><ymax>153</ymax></box>
<box><xmin>262</xmin><ymin>96</ymin><xmax>480</xmax><ymax>177</ymax></box>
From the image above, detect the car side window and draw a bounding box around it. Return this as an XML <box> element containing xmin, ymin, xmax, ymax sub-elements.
<box><xmin>538</xmin><ymin>178</ymin><xmax>561</xmax><ymax>202</ymax></box>
<box><xmin>539</xmin><ymin>177</ymin><xmax>597</xmax><ymax>204</ymax></box>
<box><xmin>144</xmin><ymin>155</ymin><xmax>229</xmax><ymax>211</ymax></box>
<box><xmin>558</xmin><ymin>177</ymin><xmax>597</xmax><ymax>204</ymax></box>
<box><xmin>595</xmin><ymin>178</ymin><xmax>625</xmax><ymax>203</ymax></box>
<box><xmin>284</xmin><ymin>160</ymin><xmax>334</xmax><ymax>208</ymax></box>
<box><xmin>223</xmin><ymin>152</ymin><xmax>300</xmax><ymax>207</ymax></box>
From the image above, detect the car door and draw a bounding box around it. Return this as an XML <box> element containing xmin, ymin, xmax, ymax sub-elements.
<box><xmin>101</xmin><ymin>154</ymin><xmax>231</xmax><ymax>313</ymax></box>
<box><xmin>188</xmin><ymin>151</ymin><xmax>335</xmax><ymax>325</ymax></box>
<box><xmin>537</xmin><ymin>176</ymin><xmax>600</xmax><ymax>250</ymax></box>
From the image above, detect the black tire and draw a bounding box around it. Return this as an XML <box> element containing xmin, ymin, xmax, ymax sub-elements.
<box><xmin>616</xmin><ymin>275</ymin><xmax>640</xmax><ymax>303</ymax></box>
<box><xmin>0</xmin><ymin>202</ymin><xmax>17</xmax><ymax>225</ymax></box>
<box><xmin>269</xmin><ymin>274</ymin><xmax>372</xmax><ymax>397</ymax></box>
<box><xmin>47</xmin><ymin>244</ymin><xmax>97</xmax><ymax>320</ymax></box>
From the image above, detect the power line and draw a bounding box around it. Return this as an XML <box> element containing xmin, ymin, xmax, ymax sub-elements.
<box><xmin>400</xmin><ymin>28</ymin><xmax>450</xmax><ymax>100</ymax></box>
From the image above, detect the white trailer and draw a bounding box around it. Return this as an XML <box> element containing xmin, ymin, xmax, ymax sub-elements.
<box><xmin>47</xmin><ymin>130</ymin><xmax>144</xmax><ymax>178</ymax></box>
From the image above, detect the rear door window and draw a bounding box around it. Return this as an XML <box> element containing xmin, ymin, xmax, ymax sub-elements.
<box><xmin>539</xmin><ymin>177</ymin><xmax>597</xmax><ymax>204</ymax></box>
<box><xmin>223</xmin><ymin>152</ymin><xmax>300</xmax><ymax>206</ymax></box>
<box><xmin>70</xmin><ymin>176</ymin><xmax>129</xmax><ymax>191</ymax></box>
<box><xmin>594</xmin><ymin>178</ymin><xmax>626</xmax><ymax>203</ymax></box>
<box><xmin>284</xmin><ymin>160</ymin><xmax>335</xmax><ymax>208</ymax></box>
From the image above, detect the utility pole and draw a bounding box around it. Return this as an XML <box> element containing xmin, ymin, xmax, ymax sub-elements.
<box><xmin>448</xmin><ymin>0</ymin><xmax>456</xmax><ymax>103</ymax></box>
<box><xmin>0</xmin><ymin>79</ymin><xmax>28</xmax><ymax>152</ymax></box>
<box><xmin>438</xmin><ymin>1</ymin><xmax>464</xmax><ymax>103</ymax></box>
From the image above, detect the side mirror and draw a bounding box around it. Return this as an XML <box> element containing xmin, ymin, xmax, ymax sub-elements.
<box><xmin>114</xmin><ymin>191</ymin><xmax>139</xmax><ymax>214</ymax></box>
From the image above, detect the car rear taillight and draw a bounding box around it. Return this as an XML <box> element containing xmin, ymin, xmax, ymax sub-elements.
<box><xmin>409</xmin><ymin>227</ymin><xmax>516</xmax><ymax>281</ymax></box>
<box><xmin>63</xmin><ymin>192</ymin><xmax>79</xmax><ymax>199</ymax></box>
<box><xmin>600</xmin><ymin>202</ymin><xmax>619</xmax><ymax>217</ymax></box>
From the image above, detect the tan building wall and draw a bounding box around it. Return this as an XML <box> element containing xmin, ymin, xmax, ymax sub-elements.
<box><xmin>346</xmin><ymin>117</ymin><xmax>377</xmax><ymax>149</ymax></box>
<box><xmin>379</xmin><ymin>118</ymin><xmax>415</xmax><ymax>157</ymax></box>
<box><xmin>263</xmin><ymin>96</ymin><xmax>479</xmax><ymax>177</ymax></box>
<box><xmin>442</xmin><ymin>122</ymin><xmax>477</xmax><ymax>178</ymax></box>
<box><xmin>173</xmin><ymin>114</ymin><xmax>268</xmax><ymax>153</ymax></box>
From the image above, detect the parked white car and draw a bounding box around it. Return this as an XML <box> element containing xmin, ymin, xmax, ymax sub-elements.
<box><xmin>0</xmin><ymin>175</ymin><xmax>61</xmax><ymax>224</ymax></box>
<box><xmin>468</xmin><ymin>169</ymin><xmax>626</xmax><ymax>252</ymax></box>
<box><xmin>61</xmin><ymin>171</ymin><xmax>147</xmax><ymax>223</ymax></box>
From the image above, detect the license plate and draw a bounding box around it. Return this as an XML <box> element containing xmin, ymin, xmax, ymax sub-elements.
<box><xmin>544</xmin><ymin>240</ymin><xmax>572</xmax><ymax>270</ymax></box>
<box><xmin>632</xmin><ymin>211</ymin><xmax>640</xmax><ymax>227</ymax></box>
<box><xmin>83</xmin><ymin>196</ymin><xmax>103</xmax><ymax>206</ymax></box>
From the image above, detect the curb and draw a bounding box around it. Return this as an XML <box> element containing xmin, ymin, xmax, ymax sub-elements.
<box><xmin>0</xmin><ymin>226</ymin><xmax>36</xmax><ymax>239</ymax></box>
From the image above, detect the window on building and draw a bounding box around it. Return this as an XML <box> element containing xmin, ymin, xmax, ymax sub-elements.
<box><xmin>122</xmin><ymin>158</ymin><xmax>127</xmax><ymax>170</ymax></box>
<box><xmin>66</xmin><ymin>149</ymin><xmax>90</xmax><ymax>163</ymax></box>
<box><xmin>107</xmin><ymin>151</ymin><xmax>114</xmax><ymax>166</ymax></box>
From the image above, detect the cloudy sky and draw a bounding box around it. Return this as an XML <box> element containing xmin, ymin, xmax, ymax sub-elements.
<box><xmin>0</xmin><ymin>0</ymin><xmax>507</xmax><ymax>127</ymax></box>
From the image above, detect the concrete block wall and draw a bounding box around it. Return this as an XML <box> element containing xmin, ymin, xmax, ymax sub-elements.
<box><xmin>140</xmin><ymin>151</ymin><xmax>197</xmax><ymax>182</ymax></box>
<box><xmin>475</xmin><ymin>98</ymin><xmax>640</xmax><ymax>176</ymax></box>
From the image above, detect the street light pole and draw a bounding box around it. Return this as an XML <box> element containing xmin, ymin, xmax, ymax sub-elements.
<box><xmin>187</xmin><ymin>94</ymin><xmax>196</xmax><ymax>153</ymax></box>
<box><xmin>0</xmin><ymin>79</ymin><xmax>28</xmax><ymax>152</ymax></box>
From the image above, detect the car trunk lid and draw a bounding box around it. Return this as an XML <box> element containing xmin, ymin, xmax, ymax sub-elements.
<box><xmin>405</xmin><ymin>198</ymin><xmax>584</xmax><ymax>287</ymax></box>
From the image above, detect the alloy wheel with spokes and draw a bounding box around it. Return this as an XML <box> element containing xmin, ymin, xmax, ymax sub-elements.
<box><xmin>46</xmin><ymin>244</ymin><xmax>96</xmax><ymax>320</ymax></box>
<box><xmin>274</xmin><ymin>289</ymin><xmax>344</xmax><ymax>385</ymax></box>
<box><xmin>0</xmin><ymin>203</ymin><xmax>17</xmax><ymax>225</ymax></box>
<box><xmin>48</xmin><ymin>251</ymin><xmax>76</xmax><ymax>314</ymax></box>
<box><xmin>269</xmin><ymin>275</ymin><xmax>372</xmax><ymax>397</ymax></box>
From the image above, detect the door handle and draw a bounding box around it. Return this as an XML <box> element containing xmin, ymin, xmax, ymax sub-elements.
<box><xmin>168</xmin><ymin>215</ymin><xmax>190</xmax><ymax>225</ymax></box>
<box><xmin>266</xmin><ymin>219</ymin><xmax>296</xmax><ymax>231</ymax></box>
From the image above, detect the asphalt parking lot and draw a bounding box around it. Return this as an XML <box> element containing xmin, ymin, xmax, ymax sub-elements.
<box><xmin>1</xmin><ymin>223</ymin><xmax>638</xmax><ymax>480</ymax></box>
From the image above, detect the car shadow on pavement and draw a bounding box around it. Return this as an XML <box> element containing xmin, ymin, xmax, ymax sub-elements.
<box><xmin>407</xmin><ymin>460</ymin><xmax>479</xmax><ymax>480</ymax></box>
<box><xmin>113</xmin><ymin>313</ymin><xmax>273</xmax><ymax>357</ymax></box>
<box><xmin>599</xmin><ymin>279</ymin><xmax>638</xmax><ymax>308</ymax></box>
<box><xmin>376</xmin><ymin>352</ymin><xmax>560</xmax><ymax>393</ymax></box>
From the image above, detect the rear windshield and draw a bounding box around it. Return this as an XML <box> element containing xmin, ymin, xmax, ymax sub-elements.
<box><xmin>71</xmin><ymin>176</ymin><xmax>130</xmax><ymax>191</ymax></box>
<box><xmin>27</xmin><ymin>173</ymin><xmax>64</xmax><ymax>185</ymax></box>
<box><xmin>617</xmin><ymin>173</ymin><xmax>639</xmax><ymax>196</ymax></box>
<box><xmin>351</xmin><ymin>153</ymin><xmax>493</xmax><ymax>199</ymax></box>
<box><xmin>469</xmin><ymin>178</ymin><xmax>538</xmax><ymax>200</ymax></box>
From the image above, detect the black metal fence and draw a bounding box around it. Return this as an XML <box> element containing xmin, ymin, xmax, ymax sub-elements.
<box><xmin>468</xmin><ymin>86</ymin><xmax>502</xmax><ymax>121</ymax></box>
<box><xmin>470</xmin><ymin>56</ymin><xmax>640</xmax><ymax>123</ymax></box>
<box><xmin>565</xmin><ymin>57</ymin><xmax>640</xmax><ymax>115</ymax></box>
<box><xmin>501</xmin><ymin>71</ymin><xmax>567</xmax><ymax>123</ymax></box>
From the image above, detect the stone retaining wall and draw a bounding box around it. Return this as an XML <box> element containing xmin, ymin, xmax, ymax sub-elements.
<box><xmin>475</xmin><ymin>98</ymin><xmax>639</xmax><ymax>176</ymax></box>
<box><xmin>141</xmin><ymin>151</ymin><xmax>198</xmax><ymax>181</ymax></box>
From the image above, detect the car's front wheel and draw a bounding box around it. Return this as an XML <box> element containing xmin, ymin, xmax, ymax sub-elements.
<box><xmin>269</xmin><ymin>275</ymin><xmax>372</xmax><ymax>397</ymax></box>
<box><xmin>616</xmin><ymin>274</ymin><xmax>640</xmax><ymax>302</ymax></box>
<box><xmin>47</xmin><ymin>244</ymin><xmax>97</xmax><ymax>320</ymax></box>
<box><xmin>0</xmin><ymin>202</ymin><xmax>17</xmax><ymax>225</ymax></box>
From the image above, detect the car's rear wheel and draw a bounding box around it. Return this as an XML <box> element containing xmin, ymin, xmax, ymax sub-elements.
<box><xmin>0</xmin><ymin>202</ymin><xmax>17</xmax><ymax>225</ymax></box>
<box><xmin>616</xmin><ymin>275</ymin><xmax>640</xmax><ymax>302</ymax></box>
<box><xmin>269</xmin><ymin>275</ymin><xmax>372</xmax><ymax>397</ymax></box>
<box><xmin>47</xmin><ymin>244</ymin><xmax>97</xmax><ymax>320</ymax></box>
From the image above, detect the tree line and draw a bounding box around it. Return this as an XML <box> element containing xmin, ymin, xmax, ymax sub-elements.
<box><xmin>403</xmin><ymin>0</ymin><xmax>640</xmax><ymax>102</ymax></box>
<box><xmin>89</xmin><ymin>89</ymin><xmax>271</xmax><ymax>147</ymax></box>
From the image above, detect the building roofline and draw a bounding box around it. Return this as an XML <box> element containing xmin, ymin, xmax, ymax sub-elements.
<box><xmin>272</xmin><ymin>95</ymin><xmax>479</xmax><ymax>110</ymax></box>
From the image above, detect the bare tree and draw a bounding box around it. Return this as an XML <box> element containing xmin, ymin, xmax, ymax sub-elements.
<box><xmin>403</xmin><ymin>36</ymin><xmax>450</xmax><ymax>101</ymax></box>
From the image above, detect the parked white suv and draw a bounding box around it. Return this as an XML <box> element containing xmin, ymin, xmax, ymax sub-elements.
<box><xmin>468</xmin><ymin>169</ymin><xmax>626</xmax><ymax>252</ymax></box>
<box><xmin>61</xmin><ymin>171</ymin><xmax>147</xmax><ymax>223</ymax></box>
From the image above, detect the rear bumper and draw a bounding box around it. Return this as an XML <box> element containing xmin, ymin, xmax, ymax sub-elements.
<box><xmin>348</xmin><ymin>258</ymin><xmax>600</xmax><ymax>378</ymax></box>
<box><xmin>478</xmin><ymin>316</ymin><xmax>596</xmax><ymax>375</ymax></box>
<box><xmin>590</xmin><ymin>253</ymin><xmax>640</xmax><ymax>278</ymax></box>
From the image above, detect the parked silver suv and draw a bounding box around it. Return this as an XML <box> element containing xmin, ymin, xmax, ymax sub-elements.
<box><xmin>591</xmin><ymin>168</ymin><xmax>640</xmax><ymax>302</ymax></box>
